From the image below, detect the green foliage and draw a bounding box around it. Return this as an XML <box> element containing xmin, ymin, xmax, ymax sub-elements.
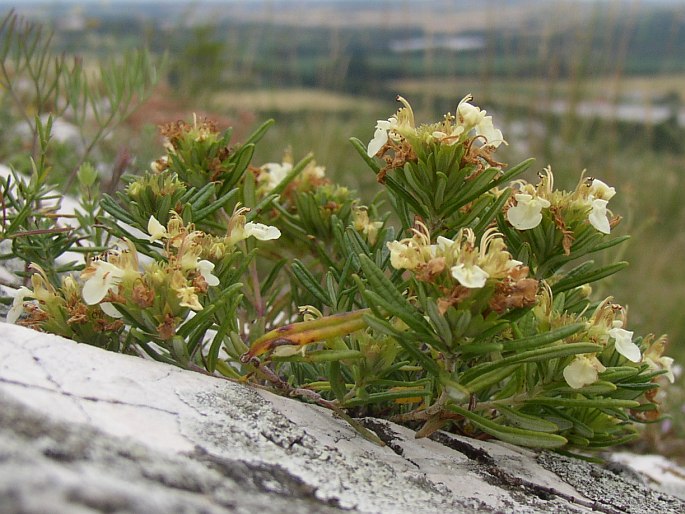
<box><xmin>0</xmin><ymin>10</ymin><xmax>158</xmax><ymax>186</ymax></box>
<box><xmin>0</xmin><ymin>13</ymin><xmax>675</xmax><ymax>453</ymax></box>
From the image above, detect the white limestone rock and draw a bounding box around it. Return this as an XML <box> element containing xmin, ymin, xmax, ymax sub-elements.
<box><xmin>0</xmin><ymin>323</ymin><xmax>683</xmax><ymax>513</ymax></box>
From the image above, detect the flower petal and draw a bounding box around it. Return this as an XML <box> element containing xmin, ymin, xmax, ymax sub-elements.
<box><xmin>645</xmin><ymin>356</ymin><xmax>675</xmax><ymax>383</ymax></box>
<box><xmin>82</xmin><ymin>261</ymin><xmax>124</xmax><ymax>305</ymax></box>
<box><xmin>588</xmin><ymin>198</ymin><xmax>611</xmax><ymax>234</ymax></box>
<box><xmin>609</xmin><ymin>327</ymin><xmax>641</xmax><ymax>362</ymax></box>
<box><xmin>476</xmin><ymin>116</ymin><xmax>505</xmax><ymax>148</ymax></box>
<box><xmin>563</xmin><ymin>356</ymin><xmax>601</xmax><ymax>389</ymax></box>
<box><xmin>198</xmin><ymin>259</ymin><xmax>220</xmax><ymax>287</ymax></box>
<box><xmin>177</xmin><ymin>286</ymin><xmax>203</xmax><ymax>311</ymax></box>
<box><xmin>100</xmin><ymin>302</ymin><xmax>123</xmax><ymax>318</ymax></box>
<box><xmin>451</xmin><ymin>263</ymin><xmax>489</xmax><ymax>288</ymax></box>
<box><xmin>458</xmin><ymin>99</ymin><xmax>486</xmax><ymax>127</ymax></box>
<box><xmin>6</xmin><ymin>286</ymin><xmax>34</xmax><ymax>324</ymax></box>
<box><xmin>367</xmin><ymin>126</ymin><xmax>389</xmax><ymax>157</ymax></box>
<box><xmin>588</xmin><ymin>179</ymin><xmax>616</xmax><ymax>201</ymax></box>
<box><xmin>660</xmin><ymin>356</ymin><xmax>675</xmax><ymax>383</ymax></box>
<box><xmin>244</xmin><ymin>222</ymin><xmax>281</xmax><ymax>241</ymax></box>
<box><xmin>260</xmin><ymin>162</ymin><xmax>293</xmax><ymax>191</ymax></box>
<box><xmin>507</xmin><ymin>194</ymin><xmax>550</xmax><ymax>230</ymax></box>
<box><xmin>147</xmin><ymin>215</ymin><xmax>168</xmax><ymax>242</ymax></box>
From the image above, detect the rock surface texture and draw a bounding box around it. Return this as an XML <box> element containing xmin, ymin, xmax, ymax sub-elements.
<box><xmin>1</xmin><ymin>322</ymin><xmax>683</xmax><ymax>513</ymax></box>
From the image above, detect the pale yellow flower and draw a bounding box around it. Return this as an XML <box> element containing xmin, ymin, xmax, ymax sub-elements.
<box><xmin>588</xmin><ymin>198</ymin><xmax>611</xmax><ymax>234</ymax></box>
<box><xmin>563</xmin><ymin>355</ymin><xmax>606</xmax><ymax>389</ymax></box>
<box><xmin>457</xmin><ymin>97</ymin><xmax>487</xmax><ymax>127</ymax></box>
<box><xmin>587</xmin><ymin>178</ymin><xmax>616</xmax><ymax>201</ymax></box>
<box><xmin>100</xmin><ymin>302</ymin><xmax>123</xmax><ymax>318</ymax></box>
<box><xmin>259</xmin><ymin>162</ymin><xmax>293</xmax><ymax>192</ymax></box>
<box><xmin>6</xmin><ymin>286</ymin><xmax>34</xmax><ymax>324</ymax></box>
<box><xmin>81</xmin><ymin>260</ymin><xmax>125</xmax><ymax>305</ymax></box>
<box><xmin>507</xmin><ymin>193</ymin><xmax>551</xmax><ymax>230</ymax></box>
<box><xmin>244</xmin><ymin>222</ymin><xmax>281</xmax><ymax>241</ymax></box>
<box><xmin>367</xmin><ymin>117</ymin><xmax>398</xmax><ymax>157</ymax></box>
<box><xmin>643</xmin><ymin>336</ymin><xmax>675</xmax><ymax>383</ymax></box>
<box><xmin>353</xmin><ymin>207</ymin><xmax>383</xmax><ymax>245</ymax></box>
<box><xmin>147</xmin><ymin>215</ymin><xmax>168</xmax><ymax>242</ymax></box>
<box><xmin>609</xmin><ymin>327</ymin><xmax>641</xmax><ymax>362</ymax></box>
<box><xmin>197</xmin><ymin>259</ymin><xmax>220</xmax><ymax>287</ymax></box>
<box><xmin>450</xmin><ymin>263</ymin><xmax>489</xmax><ymax>289</ymax></box>
<box><xmin>177</xmin><ymin>286</ymin><xmax>203</xmax><ymax>311</ymax></box>
<box><xmin>387</xmin><ymin>240</ymin><xmax>425</xmax><ymax>270</ymax></box>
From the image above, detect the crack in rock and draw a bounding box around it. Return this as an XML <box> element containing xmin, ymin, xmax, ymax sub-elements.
<box><xmin>429</xmin><ymin>431</ymin><xmax>495</xmax><ymax>465</ymax></box>
<box><xmin>191</xmin><ymin>446</ymin><xmax>346</xmax><ymax>509</ymax></box>
<box><xmin>358</xmin><ymin>418</ymin><xmax>420</xmax><ymax>469</ymax></box>
<box><xmin>430</xmin><ymin>431</ymin><xmax>624</xmax><ymax>513</ymax></box>
<box><xmin>0</xmin><ymin>376</ymin><xmax>180</xmax><ymax>417</ymax></box>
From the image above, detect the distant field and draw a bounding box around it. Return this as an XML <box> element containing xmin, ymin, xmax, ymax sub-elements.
<box><xmin>389</xmin><ymin>74</ymin><xmax>685</xmax><ymax>105</ymax></box>
<box><xmin>212</xmin><ymin>89</ymin><xmax>381</xmax><ymax>113</ymax></box>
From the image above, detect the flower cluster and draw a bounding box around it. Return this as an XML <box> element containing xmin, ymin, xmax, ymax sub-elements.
<box><xmin>533</xmin><ymin>292</ymin><xmax>674</xmax><ymax>390</ymax></box>
<box><xmin>255</xmin><ymin>151</ymin><xmax>328</xmax><ymax>196</ymax></box>
<box><xmin>367</xmin><ymin>94</ymin><xmax>505</xmax><ymax>158</ymax></box>
<box><xmin>126</xmin><ymin>167</ymin><xmax>186</xmax><ymax>201</ymax></box>
<box><xmin>157</xmin><ymin>115</ymin><xmax>234</xmax><ymax>189</ymax></box>
<box><xmin>8</xmin><ymin>210</ymin><xmax>281</xmax><ymax>343</ymax></box>
<box><xmin>7</xmin><ymin>264</ymin><xmax>125</xmax><ymax>346</ymax></box>
<box><xmin>506</xmin><ymin>168</ymin><xmax>619</xmax><ymax>239</ymax></box>
<box><xmin>387</xmin><ymin>224</ymin><xmax>537</xmax><ymax>314</ymax></box>
<box><xmin>352</xmin><ymin>206</ymin><xmax>383</xmax><ymax>245</ymax></box>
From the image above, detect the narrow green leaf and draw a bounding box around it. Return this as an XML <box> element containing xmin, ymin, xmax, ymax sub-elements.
<box><xmin>291</xmin><ymin>260</ymin><xmax>332</xmax><ymax>307</ymax></box>
<box><xmin>459</xmin><ymin>341</ymin><xmax>504</xmax><ymax>355</ymax></box>
<box><xmin>599</xmin><ymin>366</ymin><xmax>640</xmax><ymax>382</ymax></box>
<box><xmin>384</xmin><ymin>175</ymin><xmax>429</xmax><ymax>219</ymax></box>
<box><xmin>499</xmin><ymin>323</ymin><xmax>586</xmax><ymax>352</ymax></box>
<box><xmin>194</xmin><ymin>188</ymin><xmax>238</xmax><ymax>220</ymax></box>
<box><xmin>362</xmin><ymin>314</ymin><xmax>441</xmax><ymax>376</ymax></box>
<box><xmin>242</xmin><ymin>118</ymin><xmax>275</xmax><ymax>146</ymax></box>
<box><xmin>552</xmin><ymin>381</ymin><xmax>618</xmax><ymax>395</ymax></box>
<box><xmin>525</xmin><ymin>397</ymin><xmax>640</xmax><ymax>409</ymax></box>
<box><xmin>362</xmin><ymin>290</ymin><xmax>428</xmax><ymax>337</ymax></box>
<box><xmin>463</xmin><ymin>364</ymin><xmax>518</xmax><ymax>393</ymax></box>
<box><xmin>329</xmin><ymin>361</ymin><xmax>348</xmax><ymax>402</ymax></box>
<box><xmin>450</xmin><ymin>405</ymin><xmax>567</xmax><ymax>448</ymax></box>
<box><xmin>434</xmin><ymin>172</ymin><xmax>447</xmax><ymax>209</ymax></box>
<box><xmin>472</xmin><ymin>189</ymin><xmax>512</xmax><ymax>235</ymax></box>
<box><xmin>457</xmin><ymin>167</ymin><xmax>500</xmax><ymax>203</ymax></box>
<box><xmin>206</xmin><ymin>317</ymin><xmax>231</xmax><ymax>373</ymax></box>
<box><xmin>345</xmin><ymin>227</ymin><xmax>370</xmax><ymax>259</ymax></box>
<box><xmin>342</xmin><ymin>388</ymin><xmax>431</xmax><ymax>407</ymax></box>
<box><xmin>586</xmin><ymin>433</ymin><xmax>641</xmax><ymax>448</ymax></box>
<box><xmin>496</xmin><ymin>405</ymin><xmax>560</xmax><ymax>433</ymax></box>
<box><xmin>552</xmin><ymin>261</ymin><xmax>629</xmax><ymax>294</ymax></box>
<box><xmin>425</xmin><ymin>299</ymin><xmax>452</xmax><ymax>347</ymax></box>
<box><xmin>260</xmin><ymin>259</ymin><xmax>288</xmax><ymax>296</ymax></box>
<box><xmin>461</xmin><ymin>342</ymin><xmax>601</xmax><ymax>384</ymax></box>
<box><xmin>589</xmin><ymin>235</ymin><xmax>630</xmax><ymax>253</ymax></box>
<box><xmin>349</xmin><ymin>136</ymin><xmax>381</xmax><ymax>174</ymax></box>
<box><xmin>359</xmin><ymin>255</ymin><xmax>432</xmax><ymax>337</ymax></box>
<box><xmin>188</xmin><ymin>182</ymin><xmax>217</xmax><ymax>211</ymax></box>
<box><xmin>491</xmin><ymin>158</ymin><xmax>535</xmax><ymax>188</ymax></box>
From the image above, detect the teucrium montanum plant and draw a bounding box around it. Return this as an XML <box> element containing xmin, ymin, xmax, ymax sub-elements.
<box><xmin>5</xmin><ymin>92</ymin><xmax>675</xmax><ymax>452</ymax></box>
